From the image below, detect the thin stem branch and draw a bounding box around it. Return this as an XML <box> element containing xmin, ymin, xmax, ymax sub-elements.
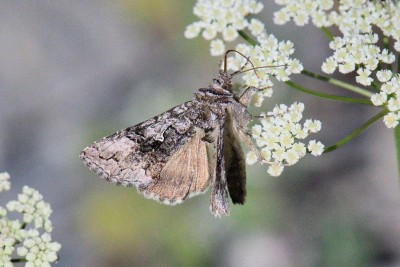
<box><xmin>11</xmin><ymin>259</ymin><xmax>27</xmax><ymax>263</ymax></box>
<box><xmin>238</xmin><ymin>30</ymin><xmax>257</xmax><ymax>46</ymax></box>
<box><xmin>323</xmin><ymin>110</ymin><xmax>388</xmax><ymax>153</ymax></box>
<box><xmin>397</xmin><ymin>52</ymin><xmax>400</xmax><ymax>74</ymax></box>
<box><xmin>301</xmin><ymin>69</ymin><xmax>373</xmax><ymax>97</ymax></box>
<box><xmin>285</xmin><ymin>81</ymin><xmax>373</xmax><ymax>105</ymax></box>
<box><xmin>321</xmin><ymin>26</ymin><xmax>334</xmax><ymax>41</ymax></box>
<box><xmin>371</xmin><ymin>80</ymin><xmax>380</xmax><ymax>92</ymax></box>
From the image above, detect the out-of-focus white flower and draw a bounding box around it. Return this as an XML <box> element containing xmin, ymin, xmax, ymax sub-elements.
<box><xmin>210</xmin><ymin>39</ymin><xmax>225</xmax><ymax>56</ymax></box>
<box><xmin>248</xmin><ymin>18</ymin><xmax>265</xmax><ymax>36</ymax></box>
<box><xmin>247</xmin><ymin>102</ymin><xmax>323</xmax><ymax>176</ymax></box>
<box><xmin>321</xmin><ymin>58</ymin><xmax>337</xmax><ymax>74</ymax></box>
<box><xmin>371</xmin><ymin>92</ymin><xmax>387</xmax><ymax>106</ymax></box>
<box><xmin>267</xmin><ymin>163</ymin><xmax>284</xmax><ymax>176</ymax></box>
<box><xmin>356</xmin><ymin>68</ymin><xmax>373</xmax><ymax>86</ymax></box>
<box><xmin>246</xmin><ymin>151</ymin><xmax>258</xmax><ymax>165</ymax></box>
<box><xmin>308</xmin><ymin>140</ymin><xmax>325</xmax><ymax>156</ymax></box>
<box><xmin>383</xmin><ymin>112</ymin><xmax>400</xmax><ymax>128</ymax></box>
<box><xmin>184</xmin><ymin>22</ymin><xmax>203</xmax><ymax>39</ymax></box>
<box><xmin>376</xmin><ymin>70</ymin><xmax>392</xmax><ymax>83</ymax></box>
<box><xmin>0</xmin><ymin>172</ymin><xmax>11</xmax><ymax>193</ymax></box>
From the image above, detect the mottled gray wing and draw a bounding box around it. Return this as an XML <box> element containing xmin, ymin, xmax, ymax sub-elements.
<box><xmin>209</xmin><ymin>105</ymin><xmax>248</xmax><ymax>217</ymax></box>
<box><xmin>80</xmin><ymin>101</ymin><xmax>211</xmax><ymax>204</ymax></box>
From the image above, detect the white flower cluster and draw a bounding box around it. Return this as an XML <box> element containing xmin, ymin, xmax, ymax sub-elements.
<box><xmin>185</xmin><ymin>0</ymin><xmax>264</xmax><ymax>56</ymax></box>
<box><xmin>0</xmin><ymin>173</ymin><xmax>61</xmax><ymax>267</ymax></box>
<box><xmin>246</xmin><ymin>103</ymin><xmax>324</xmax><ymax>176</ymax></box>
<box><xmin>371</xmin><ymin>72</ymin><xmax>400</xmax><ymax>128</ymax></box>
<box><xmin>16</xmin><ymin>230</ymin><xmax>61</xmax><ymax>267</ymax></box>
<box><xmin>321</xmin><ymin>33</ymin><xmax>395</xmax><ymax>79</ymax></box>
<box><xmin>0</xmin><ymin>172</ymin><xmax>11</xmax><ymax>193</ymax></box>
<box><xmin>274</xmin><ymin>0</ymin><xmax>400</xmax><ymax>128</ymax></box>
<box><xmin>274</xmin><ymin>0</ymin><xmax>334</xmax><ymax>27</ymax></box>
<box><xmin>226</xmin><ymin>33</ymin><xmax>303</xmax><ymax>106</ymax></box>
<box><xmin>274</xmin><ymin>0</ymin><xmax>400</xmax><ymax>44</ymax></box>
<box><xmin>6</xmin><ymin>186</ymin><xmax>53</xmax><ymax>231</ymax></box>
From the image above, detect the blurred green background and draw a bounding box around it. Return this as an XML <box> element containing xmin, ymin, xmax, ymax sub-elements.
<box><xmin>0</xmin><ymin>1</ymin><xmax>400</xmax><ymax>266</ymax></box>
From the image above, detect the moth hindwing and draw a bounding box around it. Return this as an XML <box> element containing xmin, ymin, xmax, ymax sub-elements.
<box><xmin>80</xmin><ymin>59</ymin><xmax>261</xmax><ymax>217</ymax></box>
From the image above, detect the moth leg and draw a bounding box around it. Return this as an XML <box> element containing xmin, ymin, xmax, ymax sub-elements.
<box><xmin>238</xmin><ymin>129</ymin><xmax>262</xmax><ymax>160</ymax></box>
<box><xmin>238</xmin><ymin>86</ymin><xmax>271</xmax><ymax>107</ymax></box>
<box><xmin>210</xmin><ymin>117</ymin><xmax>230</xmax><ymax>217</ymax></box>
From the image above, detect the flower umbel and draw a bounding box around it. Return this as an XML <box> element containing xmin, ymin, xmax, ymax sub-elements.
<box><xmin>0</xmin><ymin>172</ymin><xmax>11</xmax><ymax>193</ymax></box>
<box><xmin>247</xmin><ymin>103</ymin><xmax>324</xmax><ymax>176</ymax></box>
<box><xmin>275</xmin><ymin>0</ymin><xmax>400</xmax><ymax>128</ymax></box>
<box><xmin>185</xmin><ymin>0</ymin><xmax>264</xmax><ymax>55</ymax></box>
<box><xmin>0</xmin><ymin>172</ymin><xmax>61</xmax><ymax>266</ymax></box>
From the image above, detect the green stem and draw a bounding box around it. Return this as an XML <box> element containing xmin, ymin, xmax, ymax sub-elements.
<box><xmin>321</xmin><ymin>26</ymin><xmax>334</xmax><ymax>41</ymax></box>
<box><xmin>238</xmin><ymin>30</ymin><xmax>257</xmax><ymax>46</ymax></box>
<box><xmin>397</xmin><ymin>52</ymin><xmax>400</xmax><ymax>74</ymax></box>
<box><xmin>323</xmin><ymin>110</ymin><xmax>388</xmax><ymax>153</ymax></box>
<box><xmin>394</xmin><ymin>123</ymin><xmax>400</xmax><ymax>179</ymax></box>
<box><xmin>371</xmin><ymin>81</ymin><xmax>380</xmax><ymax>92</ymax></box>
<box><xmin>285</xmin><ymin>81</ymin><xmax>372</xmax><ymax>105</ymax></box>
<box><xmin>11</xmin><ymin>259</ymin><xmax>27</xmax><ymax>263</ymax></box>
<box><xmin>301</xmin><ymin>69</ymin><xmax>373</xmax><ymax>97</ymax></box>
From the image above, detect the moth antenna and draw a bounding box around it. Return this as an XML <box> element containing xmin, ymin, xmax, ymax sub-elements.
<box><xmin>234</xmin><ymin>64</ymin><xmax>287</xmax><ymax>76</ymax></box>
<box><xmin>223</xmin><ymin>49</ymin><xmax>259</xmax><ymax>78</ymax></box>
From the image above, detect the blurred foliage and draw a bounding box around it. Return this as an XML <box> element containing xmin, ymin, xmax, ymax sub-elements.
<box><xmin>316</xmin><ymin>217</ymin><xmax>373</xmax><ymax>267</ymax></box>
<box><xmin>79</xmin><ymin>173</ymin><xmax>286</xmax><ymax>266</ymax></box>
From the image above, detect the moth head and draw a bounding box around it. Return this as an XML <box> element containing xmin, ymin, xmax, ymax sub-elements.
<box><xmin>214</xmin><ymin>71</ymin><xmax>233</xmax><ymax>91</ymax></box>
<box><xmin>221</xmin><ymin>49</ymin><xmax>287</xmax><ymax>89</ymax></box>
<box><xmin>220</xmin><ymin>49</ymin><xmax>257</xmax><ymax>92</ymax></box>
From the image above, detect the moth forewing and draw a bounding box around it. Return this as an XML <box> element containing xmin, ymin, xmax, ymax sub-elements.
<box><xmin>210</xmin><ymin>117</ymin><xmax>230</xmax><ymax>216</ymax></box>
<box><xmin>79</xmin><ymin>133</ymin><xmax>154</xmax><ymax>188</ymax></box>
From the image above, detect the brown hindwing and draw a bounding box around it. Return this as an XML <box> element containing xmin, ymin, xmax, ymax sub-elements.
<box><xmin>142</xmin><ymin>130</ymin><xmax>210</xmax><ymax>204</ymax></box>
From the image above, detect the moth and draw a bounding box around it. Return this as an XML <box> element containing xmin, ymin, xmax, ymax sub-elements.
<box><xmin>80</xmin><ymin>50</ymin><xmax>267</xmax><ymax>217</ymax></box>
